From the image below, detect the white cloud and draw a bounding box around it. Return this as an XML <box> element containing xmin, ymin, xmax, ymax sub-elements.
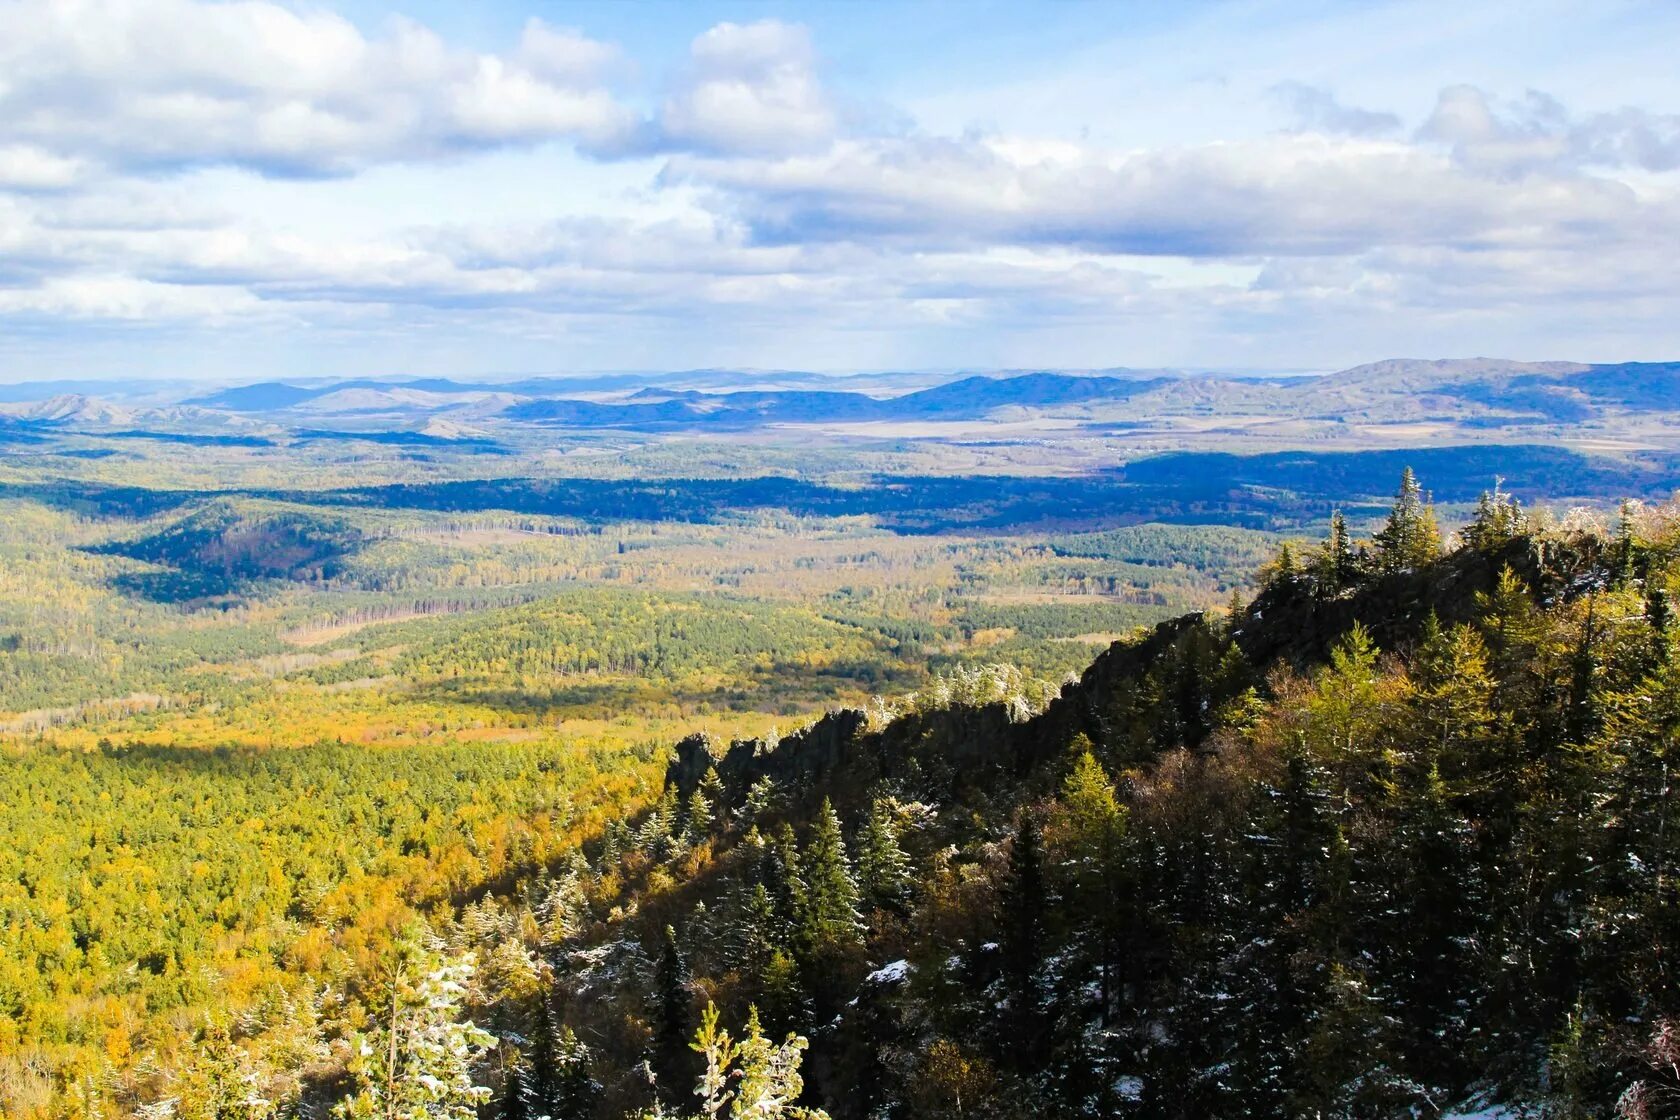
<box><xmin>660</xmin><ymin>20</ymin><xmax>836</xmax><ymax>156</ymax></box>
<box><xmin>1</xmin><ymin>3</ymin><xmax>1678</xmax><ymax>373</ymax></box>
<box><xmin>1420</xmin><ymin>85</ymin><xmax>1680</xmax><ymax>176</ymax></box>
<box><xmin>665</xmin><ymin>130</ymin><xmax>1646</xmax><ymax>258</ymax></box>
<box><xmin>0</xmin><ymin>145</ymin><xmax>84</xmax><ymax>190</ymax></box>
<box><xmin>0</xmin><ymin>274</ymin><xmax>264</xmax><ymax>321</ymax></box>
<box><xmin>1271</xmin><ymin>82</ymin><xmax>1401</xmax><ymax>137</ymax></box>
<box><xmin>0</xmin><ymin>0</ymin><xmax>637</xmax><ymax>176</ymax></box>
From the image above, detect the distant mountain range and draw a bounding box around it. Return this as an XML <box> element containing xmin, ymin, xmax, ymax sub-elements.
<box><xmin>1</xmin><ymin>359</ymin><xmax>1677</xmax><ymax>443</ymax></box>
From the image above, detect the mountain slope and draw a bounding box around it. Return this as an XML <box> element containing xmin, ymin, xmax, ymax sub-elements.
<box><xmin>539</xmin><ymin>495</ymin><xmax>1680</xmax><ymax>1119</ymax></box>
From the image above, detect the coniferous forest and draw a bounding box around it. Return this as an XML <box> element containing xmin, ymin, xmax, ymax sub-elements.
<box><xmin>7</xmin><ymin>460</ymin><xmax>1679</xmax><ymax>1119</ymax></box>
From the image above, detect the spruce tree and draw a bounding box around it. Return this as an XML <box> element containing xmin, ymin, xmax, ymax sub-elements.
<box><xmin>550</xmin><ymin>1025</ymin><xmax>602</xmax><ymax>1120</ymax></box>
<box><xmin>699</xmin><ymin>767</ymin><xmax>726</xmax><ymax>832</ymax></box>
<box><xmin>1392</xmin><ymin>761</ymin><xmax>1478</xmax><ymax>1085</ymax></box>
<box><xmin>501</xmin><ymin>1046</ymin><xmax>534</xmax><ymax>1120</ymax></box>
<box><xmin>525</xmin><ymin>995</ymin><xmax>560</xmax><ymax>1114</ymax></box>
<box><xmin>1463</xmin><ymin>478</ymin><xmax>1528</xmax><ymax>552</ymax></box>
<box><xmin>1316</xmin><ymin>510</ymin><xmax>1356</xmax><ymax>592</ymax></box>
<box><xmin>1001</xmin><ymin>813</ymin><xmax>1048</xmax><ymax>1062</ymax></box>
<box><xmin>854</xmin><ymin>798</ymin><xmax>914</xmax><ymax>915</ymax></box>
<box><xmin>1374</xmin><ymin>467</ymin><xmax>1441</xmax><ymax>573</ymax></box>
<box><xmin>1411</xmin><ymin>618</ymin><xmax>1495</xmax><ymax>774</ymax></box>
<box><xmin>684</xmin><ymin>780</ymin><xmax>714</xmax><ymax>847</ymax></box>
<box><xmin>763</xmin><ymin>822</ymin><xmax>809</xmax><ymax>945</ymax></box>
<box><xmin>799</xmin><ymin>799</ymin><xmax>864</xmax><ymax>958</ymax></box>
<box><xmin>653</xmin><ymin>923</ymin><xmax>693</xmax><ymax>1103</ymax></box>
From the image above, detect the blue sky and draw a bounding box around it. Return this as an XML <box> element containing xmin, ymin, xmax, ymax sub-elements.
<box><xmin>1</xmin><ymin>0</ymin><xmax>1677</xmax><ymax>381</ymax></box>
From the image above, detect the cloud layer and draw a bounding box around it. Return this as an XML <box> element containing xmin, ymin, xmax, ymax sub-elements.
<box><xmin>0</xmin><ymin>1</ymin><xmax>638</xmax><ymax>176</ymax></box>
<box><xmin>0</xmin><ymin>0</ymin><xmax>1677</xmax><ymax>375</ymax></box>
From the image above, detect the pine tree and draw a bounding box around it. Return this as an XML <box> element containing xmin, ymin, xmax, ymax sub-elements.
<box><xmin>501</xmin><ymin>1046</ymin><xmax>535</xmax><ymax>1120</ymax></box>
<box><xmin>762</xmin><ymin>822</ymin><xmax>810</xmax><ymax>949</ymax></box>
<box><xmin>551</xmin><ymin>1025</ymin><xmax>602</xmax><ymax>1120</ymax></box>
<box><xmin>700</xmin><ymin>767</ymin><xmax>726</xmax><ymax>834</ymax></box>
<box><xmin>685</xmin><ymin>777</ymin><xmax>715</xmax><ymax>847</ymax></box>
<box><xmin>653</xmin><ymin>924</ymin><xmax>694</xmax><ymax>1103</ymax></box>
<box><xmin>1000</xmin><ymin>812</ymin><xmax>1048</xmax><ymax>1062</ymax></box>
<box><xmin>1273</xmin><ymin>540</ymin><xmax>1298</xmax><ymax>581</ymax></box>
<box><xmin>523</xmin><ymin>995</ymin><xmax>599</xmax><ymax>1120</ymax></box>
<box><xmin>1316</xmin><ymin>510</ymin><xmax>1357</xmax><ymax>592</ymax></box>
<box><xmin>1463</xmin><ymin>478</ymin><xmax>1529</xmax><ymax>552</ymax></box>
<box><xmin>1306</xmin><ymin>622</ymin><xmax>1384</xmax><ymax>771</ymax></box>
<box><xmin>1374</xmin><ymin>467</ymin><xmax>1442</xmax><ymax>573</ymax></box>
<box><xmin>1391</xmin><ymin>761</ymin><xmax>1478</xmax><ymax>1082</ymax></box>
<box><xmin>1477</xmin><ymin>565</ymin><xmax>1552</xmax><ymax>744</ymax></box>
<box><xmin>798</xmin><ymin>800</ymin><xmax>864</xmax><ymax>958</ymax></box>
<box><xmin>537</xmin><ymin>864</ymin><xmax>590</xmax><ymax>948</ymax></box>
<box><xmin>854</xmin><ymin>798</ymin><xmax>914</xmax><ymax>915</ymax></box>
<box><xmin>173</xmin><ymin>1017</ymin><xmax>274</xmax><ymax>1120</ymax></box>
<box><xmin>1615</xmin><ymin>499</ymin><xmax>1641</xmax><ymax>584</ymax></box>
<box><xmin>1411</xmin><ymin>618</ymin><xmax>1495</xmax><ymax>774</ymax></box>
<box><xmin>741</xmin><ymin>776</ymin><xmax>781</xmax><ymax>828</ymax></box>
<box><xmin>526</xmin><ymin>996</ymin><xmax>561</xmax><ymax>1116</ymax></box>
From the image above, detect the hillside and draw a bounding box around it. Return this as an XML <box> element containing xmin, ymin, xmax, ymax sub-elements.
<box><xmin>532</xmin><ymin>486</ymin><xmax>1680</xmax><ymax>1119</ymax></box>
<box><xmin>24</xmin><ymin>480</ymin><xmax>1671</xmax><ymax>1120</ymax></box>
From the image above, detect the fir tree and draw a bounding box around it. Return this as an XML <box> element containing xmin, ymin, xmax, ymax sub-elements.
<box><xmin>654</xmin><ymin>924</ymin><xmax>694</xmax><ymax>1103</ymax></box>
<box><xmin>173</xmin><ymin>1017</ymin><xmax>275</xmax><ymax>1120</ymax></box>
<box><xmin>1411</xmin><ymin>618</ymin><xmax>1495</xmax><ymax>773</ymax></box>
<box><xmin>1051</xmin><ymin>745</ymin><xmax>1126</xmax><ymax>1026</ymax></box>
<box><xmin>525</xmin><ymin>995</ymin><xmax>600</xmax><ymax>1120</ymax></box>
<box><xmin>501</xmin><ymin>1046</ymin><xmax>535</xmax><ymax>1120</ymax></box>
<box><xmin>1000</xmin><ymin>812</ymin><xmax>1048</xmax><ymax>1062</ymax></box>
<box><xmin>1316</xmin><ymin>509</ymin><xmax>1356</xmax><ymax>592</ymax></box>
<box><xmin>685</xmin><ymin>778</ymin><xmax>715</xmax><ymax>847</ymax></box>
<box><xmin>1463</xmin><ymin>478</ymin><xmax>1529</xmax><ymax>552</ymax></box>
<box><xmin>1374</xmin><ymin>467</ymin><xmax>1442</xmax><ymax>573</ymax></box>
<box><xmin>854</xmin><ymin>798</ymin><xmax>914</xmax><ymax>915</ymax></box>
<box><xmin>798</xmin><ymin>800</ymin><xmax>864</xmax><ymax>958</ymax></box>
<box><xmin>1616</xmin><ymin>500</ymin><xmax>1641</xmax><ymax>584</ymax></box>
<box><xmin>1391</xmin><ymin>761</ymin><xmax>1478</xmax><ymax>1083</ymax></box>
<box><xmin>550</xmin><ymin>1025</ymin><xmax>602</xmax><ymax>1120</ymax></box>
<box><xmin>741</xmin><ymin>776</ymin><xmax>781</xmax><ymax>828</ymax></box>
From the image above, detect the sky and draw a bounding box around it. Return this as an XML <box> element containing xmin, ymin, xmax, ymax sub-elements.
<box><xmin>1</xmin><ymin>0</ymin><xmax>1678</xmax><ymax>382</ymax></box>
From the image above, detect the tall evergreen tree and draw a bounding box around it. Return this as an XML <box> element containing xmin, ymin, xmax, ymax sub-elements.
<box><xmin>1050</xmin><ymin>746</ymin><xmax>1127</xmax><ymax>1026</ymax></box>
<box><xmin>1001</xmin><ymin>812</ymin><xmax>1048</xmax><ymax>1063</ymax></box>
<box><xmin>1464</xmin><ymin>479</ymin><xmax>1529</xmax><ymax>552</ymax></box>
<box><xmin>653</xmin><ymin>923</ymin><xmax>693</xmax><ymax>1103</ymax></box>
<box><xmin>1411</xmin><ymin>617</ymin><xmax>1496</xmax><ymax>775</ymax></box>
<box><xmin>1316</xmin><ymin>510</ymin><xmax>1356</xmax><ymax>592</ymax></box>
<box><xmin>1374</xmin><ymin>467</ymin><xmax>1442</xmax><ymax>573</ymax></box>
<box><xmin>501</xmin><ymin>1046</ymin><xmax>534</xmax><ymax>1120</ymax></box>
<box><xmin>550</xmin><ymin>1025</ymin><xmax>602</xmax><ymax>1120</ymax></box>
<box><xmin>799</xmin><ymin>799</ymin><xmax>865</xmax><ymax>958</ymax></box>
<box><xmin>855</xmin><ymin>798</ymin><xmax>914</xmax><ymax>915</ymax></box>
<box><xmin>684</xmin><ymin>780</ymin><xmax>715</xmax><ymax>847</ymax></box>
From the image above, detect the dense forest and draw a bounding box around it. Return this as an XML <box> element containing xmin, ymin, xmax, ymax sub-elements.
<box><xmin>6</xmin><ymin>473</ymin><xmax>1678</xmax><ymax>1118</ymax></box>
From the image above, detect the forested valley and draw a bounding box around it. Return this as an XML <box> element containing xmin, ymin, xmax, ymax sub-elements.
<box><xmin>5</xmin><ymin>464</ymin><xmax>1679</xmax><ymax>1119</ymax></box>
